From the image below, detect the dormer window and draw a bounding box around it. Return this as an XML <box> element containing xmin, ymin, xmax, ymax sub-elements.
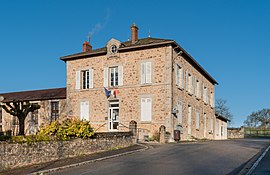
<box><xmin>106</xmin><ymin>38</ymin><xmax>121</xmax><ymax>58</ymax></box>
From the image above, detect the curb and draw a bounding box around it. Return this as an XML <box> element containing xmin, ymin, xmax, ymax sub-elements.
<box><xmin>238</xmin><ymin>144</ymin><xmax>270</xmax><ymax>175</ymax></box>
<box><xmin>29</xmin><ymin>143</ymin><xmax>149</xmax><ymax>175</ymax></box>
<box><xmin>245</xmin><ymin>145</ymin><xmax>270</xmax><ymax>175</ymax></box>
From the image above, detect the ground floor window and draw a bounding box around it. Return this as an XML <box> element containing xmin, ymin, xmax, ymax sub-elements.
<box><xmin>141</xmin><ymin>97</ymin><xmax>152</xmax><ymax>122</ymax></box>
<box><xmin>50</xmin><ymin>101</ymin><xmax>59</xmax><ymax>122</ymax></box>
<box><xmin>109</xmin><ymin>100</ymin><xmax>119</xmax><ymax>131</ymax></box>
<box><xmin>80</xmin><ymin>101</ymin><xmax>90</xmax><ymax>121</ymax></box>
<box><xmin>29</xmin><ymin>103</ymin><xmax>39</xmax><ymax>134</ymax></box>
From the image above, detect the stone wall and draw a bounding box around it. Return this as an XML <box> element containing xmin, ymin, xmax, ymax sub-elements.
<box><xmin>227</xmin><ymin>127</ymin><xmax>245</xmax><ymax>139</ymax></box>
<box><xmin>0</xmin><ymin>132</ymin><xmax>134</xmax><ymax>171</ymax></box>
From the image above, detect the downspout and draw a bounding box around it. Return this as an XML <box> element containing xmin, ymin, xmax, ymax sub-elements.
<box><xmin>169</xmin><ymin>45</ymin><xmax>174</xmax><ymax>141</ymax></box>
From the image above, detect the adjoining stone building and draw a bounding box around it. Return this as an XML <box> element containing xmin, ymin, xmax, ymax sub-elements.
<box><xmin>0</xmin><ymin>88</ymin><xmax>67</xmax><ymax>135</ymax></box>
<box><xmin>60</xmin><ymin>23</ymin><xmax>228</xmax><ymax>141</ymax></box>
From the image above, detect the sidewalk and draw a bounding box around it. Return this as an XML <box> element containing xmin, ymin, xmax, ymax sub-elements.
<box><xmin>0</xmin><ymin>144</ymin><xmax>147</xmax><ymax>175</ymax></box>
<box><xmin>250</xmin><ymin>145</ymin><xmax>270</xmax><ymax>175</ymax></box>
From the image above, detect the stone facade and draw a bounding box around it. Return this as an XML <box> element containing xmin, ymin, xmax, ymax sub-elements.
<box><xmin>61</xmin><ymin>24</ymin><xmax>227</xmax><ymax>141</ymax></box>
<box><xmin>227</xmin><ymin>127</ymin><xmax>244</xmax><ymax>139</ymax></box>
<box><xmin>0</xmin><ymin>132</ymin><xmax>134</xmax><ymax>171</ymax></box>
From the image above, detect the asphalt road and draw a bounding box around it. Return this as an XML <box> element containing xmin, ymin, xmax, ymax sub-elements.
<box><xmin>49</xmin><ymin>138</ymin><xmax>270</xmax><ymax>175</ymax></box>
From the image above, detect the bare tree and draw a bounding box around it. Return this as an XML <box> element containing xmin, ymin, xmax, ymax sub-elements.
<box><xmin>1</xmin><ymin>100</ymin><xmax>40</xmax><ymax>135</ymax></box>
<box><xmin>244</xmin><ymin>109</ymin><xmax>270</xmax><ymax>129</ymax></box>
<box><xmin>215</xmin><ymin>98</ymin><xmax>233</xmax><ymax>125</ymax></box>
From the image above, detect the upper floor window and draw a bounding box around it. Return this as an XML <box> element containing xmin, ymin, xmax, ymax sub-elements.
<box><xmin>187</xmin><ymin>73</ymin><xmax>193</xmax><ymax>94</ymax></box>
<box><xmin>196</xmin><ymin>79</ymin><xmax>201</xmax><ymax>98</ymax></box>
<box><xmin>110</xmin><ymin>67</ymin><xmax>119</xmax><ymax>87</ymax></box>
<box><xmin>141</xmin><ymin>62</ymin><xmax>152</xmax><ymax>84</ymax></box>
<box><xmin>103</xmin><ymin>66</ymin><xmax>123</xmax><ymax>87</ymax></box>
<box><xmin>51</xmin><ymin>101</ymin><xmax>59</xmax><ymax>123</ymax></box>
<box><xmin>210</xmin><ymin>92</ymin><xmax>214</xmax><ymax>107</ymax></box>
<box><xmin>75</xmin><ymin>69</ymin><xmax>93</xmax><ymax>90</ymax></box>
<box><xmin>176</xmin><ymin>65</ymin><xmax>184</xmax><ymax>89</ymax></box>
<box><xmin>203</xmin><ymin>86</ymin><xmax>208</xmax><ymax>103</ymax></box>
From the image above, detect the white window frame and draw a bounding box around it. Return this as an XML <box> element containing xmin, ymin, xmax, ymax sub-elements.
<box><xmin>110</xmin><ymin>67</ymin><xmax>119</xmax><ymax>87</ymax></box>
<box><xmin>76</xmin><ymin>69</ymin><xmax>94</xmax><ymax>90</ymax></box>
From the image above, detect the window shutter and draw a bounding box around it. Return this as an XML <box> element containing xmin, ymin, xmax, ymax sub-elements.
<box><xmin>186</xmin><ymin>71</ymin><xmax>189</xmax><ymax>92</ymax></box>
<box><xmin>146</xmin><ymin>62</ymin><xmax>152</xmax><ymax>83</ymax></box>
<box><xmin>118</xmin><ymin>66</ymin><xmax>123</xmax><ymax>86</ymax></box>
<box><xmin>76</xmin><ymin>71</ymin><xmax>81</xmax><ymax>90</ymax></box>
<box><xmin>89</xmin><ymin>69</ymin><xmax>93</xmax><ymax>88</ymax></box>
<box><xmin>181</xmin><ymin>68</ymin><xmax>185</xmax><ymax>89</ymax></box>
<box><xmin>176</xmin><ymin>65</ymin><xmax>179</xmax><ymax>86</ymax></box>
<box><xmin>103</xmin><ymin>67</ymin><xmax>108</xmax><ymax>87</ymax></box>
<box><xmin>141</xmin><ymin>98</ymin><xmax>152</xmax><ymax>121</ymax></box>
<box><xmin>141</xmin><ymin>63</ymin><xmax>146</xmax><ymax>84</ymax></box>
<box><xmin>80</xmin><ymin>101</ymin><xmax>89</xmax><ymax>121</ymax></box>
<box><xmin>178</xmin><ymin>100</ymin><xmax>182</xmax><ymax>124</ymax></box>
<box><xmin>196</xmin><ymin>111</ymin><xmax>200</xmax><ymax>129</ymax></box>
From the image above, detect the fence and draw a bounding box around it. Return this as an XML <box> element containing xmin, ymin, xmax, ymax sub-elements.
<box><xmin>244</xmin><ymin>128</ymin><xmax>270</xmax><ymax>137</ymax></box>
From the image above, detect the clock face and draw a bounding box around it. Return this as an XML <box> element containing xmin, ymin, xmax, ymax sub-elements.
<box><xmin>110</xmin><ymin>45</ymin><xmax>117</xmax><ymax>53</ymax></box>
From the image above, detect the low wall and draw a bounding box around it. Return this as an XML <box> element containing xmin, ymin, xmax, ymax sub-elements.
<box><xmin>0</xmin><ymin>132</ymin><xmax>134</xmax><ymax>171</ymax></box>
<box><xmin>227</xmin><ymin>127</ymin><xmax>245</xmax><ymax>139</ymax></box>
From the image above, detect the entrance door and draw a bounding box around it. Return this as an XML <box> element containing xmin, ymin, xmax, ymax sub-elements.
<box><xmin>109</xmin><ymin>101</ymin><xmax>119</xmax><ymax>131</ymax></box>
<box><xmin>187</xmin><ymin>106</ymin><xmax>192</xmax><ymax>136</ymax></box>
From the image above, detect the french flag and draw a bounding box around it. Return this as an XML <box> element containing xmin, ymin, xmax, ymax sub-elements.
<box><xmin>104</xmin><ymin>87</ymin><xmax>111</xmax><ymax>97</ymax></box>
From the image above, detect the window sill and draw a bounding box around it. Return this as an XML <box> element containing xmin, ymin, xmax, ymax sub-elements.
<box><xmin>176</xmin><ymin>86</ymin><xmax>184</xmax><ymax>91</ymax></box>
<box><xmin>140</xmin><ymin>83</ymin><xmax>152</xmax><ymax>87</ymax></box>
<box><xmin>140</xmin><ymin>121</ymin><xmax>152</xmax><ymax>124</ymax></box>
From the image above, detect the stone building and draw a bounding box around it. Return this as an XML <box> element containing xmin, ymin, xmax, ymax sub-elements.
<box><xmin>0</xmin><ymin>88</ymin><xmax>67</xmax><ymax>135</ymax></box>
<box><xmin>60</xmin><ymin>23</ymin><xmax>227</xmax><ymax>141</ymax></box>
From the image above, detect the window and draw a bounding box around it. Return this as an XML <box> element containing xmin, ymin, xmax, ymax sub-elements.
<box><xmin>141</xmin><ymin>97</ymin><xmax>152</xmax><ymax>122</ymax></box>
<box><xmin>210</xmin><ymin>113</ymin><xmax>213</xmax><ymax>132</ymax></box>
<box><xmin>50</xmin><ymin>101</ymin><xmax>59</xmax><ymax>122</ymax></box>
<box><xmin>177</xmin><ymin>99</ymin><xmax>183</xmax><ymax>124</ymax></box>
<box><xmin>0</xmin><ymin>107</ymin><xmax>2</xmax><ymax>132</ymax></box>
<box><xmin>104</xmin><ymin>66</ymin><xmax>123</xmax><ymax>87</ymax></box>
<box><xmin>31</xmin><ymin>109</ymin><xmax>39</xmax><ymax>126</ymax></box>
<box><xmin>29</xmin><ymin>104</ymin><xmax>39</xmax><ymax>134</ymax></box>
<box><xmin>196</xmin><ymin>110</ymin><xmax>200</xmax><ymax>130</ymax></box>
<box><xmin>188</xmin><ymin>73</ymin><xmax>192</xmax><ymax>94</ymax></box>
<box><xmin>80</xmin><ymin>101</ymin><xmax>89</xmax><ymax>121</ymax></box>
<box><xmin>75</xmin><ymin>69</ymin><xmax>93</xmax><ymax>90</ymax></box>
<box><xmin>210</xmin><ymin>92</ymin><xmax>214</xmax><ymax>107</ymax></box>
<box><xmin>110</xmin><ymin>67</ymin><xmax>119</xmax><ymax>87</ymax></box>
<box><xmin>203</xmin><ymin>86</ymin><xmax>208</xmax><ymax>103</ymax></box>
<box><xmin>141</xmin><ymin>62</ymin><xmax>152</xmax><ymax>84</ymax></box>
<box><xmin>176</xmin><ymin>65</ymin><xmax>184</xmax><ymax>89</ymax></box>
<box><xmin>196</xmin><ymin>79</ymin><xmax>201</xmax><ymax>98</ymax></box>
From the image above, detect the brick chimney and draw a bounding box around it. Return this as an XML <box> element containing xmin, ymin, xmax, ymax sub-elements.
<box><xmin>82</xmin><ymin>41</ymin><xmax>92</xmax><ymax>52</ymax></box>
<box><xmin>130</xmin><ymin>23</ymin><xmax>139</xmax><ymax>44</ymax></box>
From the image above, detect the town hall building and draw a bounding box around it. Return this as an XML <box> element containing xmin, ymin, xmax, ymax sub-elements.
<box><xmin>0</xmin><ymin>23</ymin><xmax>228</xmax><ymax>141</ymax></box>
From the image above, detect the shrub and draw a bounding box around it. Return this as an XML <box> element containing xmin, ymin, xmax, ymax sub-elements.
<box><xmin>38</xmin><ymin>118</ymin><xmax>94</xmax><ymax>141</ymax></box>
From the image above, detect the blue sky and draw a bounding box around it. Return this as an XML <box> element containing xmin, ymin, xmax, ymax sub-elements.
<box><xmin>0</xmin><ymin>0</ymin><xmax>269</xmax><ymax>127</ymax></box>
